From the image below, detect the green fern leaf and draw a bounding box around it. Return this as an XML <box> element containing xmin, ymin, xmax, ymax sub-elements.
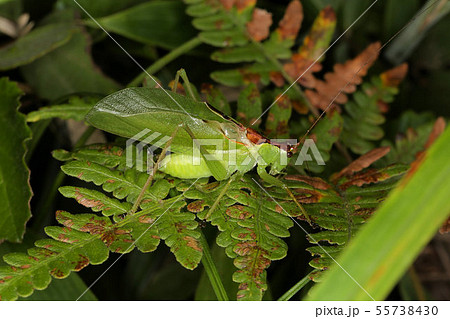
<box><xmin>300</xmin><ymin>163</ymin><xmax>409</xmax><ymax>280</ymax></box>
<box><xmin>26</xmin><ymin>96</ymin><xmax>98</xmax><ymax>122</ymax></box>
<box><xmin>341</xmin><ymin>64</ymin><xmax>408</xmax><ymax>154</ymax></box>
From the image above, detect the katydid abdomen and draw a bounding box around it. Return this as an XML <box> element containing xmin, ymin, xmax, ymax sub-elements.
<box><xmin>160</xmin><ymin>153</ymin><xmax>219</xmax><ymax>179</ymax></box>
<box><xmin>159</xmin><ymin>147</ymin><xmax>260</xmax><ymax>180</ymax></box>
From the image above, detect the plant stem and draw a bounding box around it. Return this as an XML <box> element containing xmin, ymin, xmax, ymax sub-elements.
<box><xmin>199</xmin><ymin>231</ymin><xmax>229</xmax><ymax>301</ymax></box>
<box><xmin>277</xmin><ymin>271</ymin><xmax>313</xmax><ymax>301</ymax></box>
<box><xmin>127</xmin><ymin>36</ymin><xmax>202</xmax><ymax>87</ymax></box>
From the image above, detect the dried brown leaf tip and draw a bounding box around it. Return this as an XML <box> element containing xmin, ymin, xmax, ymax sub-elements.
<box><xmin>381</xmin><ymin>63</ymin><xmax>408</xmax><ymax>87</ymax></box>
<box><xmin>277</xmin><ymin>0</ymin><xmax>303</xmax><ymax>40</ymax></box>
<box><xmin>306</xmin><ymin>42</ymin><xmax>381</xmax><ymax>110</ymax></box>
<box><xmin>246</xmin><ymin>8</ymin><xmax>272</xmax><ymax>41</ymax></box>
<box><xmin>279</xmin><ymin>6</ymin><xmax>336</xmax><ymax>88</ymax></box>
<box><xmin>331</xmin><ymin>146</ymin><xmax>390</xmax><ymax>182</ymax></box>
<box><xmin>220</xmin><ymin>0</ymin><xmax>235</xmax><ymax>10</ymax></box>
<box><xmin>297</xmin><ymin>6</ymin><xmax>336</xmax><ymax>61</ymax></box>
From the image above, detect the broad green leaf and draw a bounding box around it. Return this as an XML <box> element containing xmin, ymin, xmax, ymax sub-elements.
<box><xmin>19</xmin><ymin>273</ymin><xmax>97</xmax><ymax>301</ymax></box>
<box><xmin>306</xmin><ymin>126</ymin><xmax>450</xmax><ymax>300</ymax></box>
<box><xmin>92</xmin><ymin>0</ymin><xmax>197</xmax><ymax>49</ymax></box>
<box><xmin>385</xmin><ymin>0</ymin><xmax>450</xmax><ymax>63</ymax></box>
<box><xmin>0</xmin><ymin>78</ymin><xmax>32</xmax><ymax>242</ymax></box>
<box><xmin>21</xmin><ymin>30</ymin><xmax>119</xmax><ymax>101</ymax></box>
<box><xmin>26</xmin><ymin>96</ymin><xmax>99</xmax><ymax>122</ymax></box>
<box><xmin>0</xmin><ymin>23</ymin><xmax>74</xmax><ymax>71</ymax></box>
<box><xmin>57</xmin><ymin>0</ymin><xmax>145</xmax><ymax>18</ymax></box>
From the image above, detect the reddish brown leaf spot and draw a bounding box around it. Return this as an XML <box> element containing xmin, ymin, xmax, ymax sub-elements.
<box><xmin>80</xmin><ymin>221</ymin><xmax>107</xmax><ymax>235</ymax></box>
<box><xmin>285</xmin><ymin>175</ymin><xmax>330</xmax><ymax>190</ymax></box>
<box><xmin>294</xmin><ymin>188</ymin><xmax>323</xmax><ymax>203</ymax></box>
<box><xmin>240</xmin><ymin>69</ymin><xmax>261</xmax><ymax>84</ymax></box>
<box><xmin>226</xmin><ymin>205</ymin><xmax>253</xmax><ymax>219</ymax></box>
<box><xmin>291</xmin><ymin>100</ymin><xmax>309</xmax><ymax>114</ymax></box>
<box><xmin>50</xmin><ymin>268</ymin><xmax>65</xmax><ymax>278</ymax></box>
<box><xmin>74</xmin><ymin>255</ymin><xmax>89</xmax><ymax>271</ymax></box>
<box><xmin>215</xmin><ymin>19</ymin><xmax>224</xmax><ymax>30</ymax></box>
<box><xmin>187</xmin><ymin>200</ymin><xmax>206</xmax><ymax>213</ymax></box>
<box><xmin>75</xmin><ymin>188</ymin><xmax>105</xmax><ymax>210</ymax></box>
<box><xmin>139</xmin><ymin>215</ymin><xmax>155</xmax><ymax>224</ymax></box>
<box><xmin>269</xmin><ymin>71</ymin><xmax>284</xmax><ymax>87</ymax></box>
<box><xmin>184</xmin><ymin>236</ymin><xmax>202</xmax><ymax>252</ymax></box>
<box><xmin>277</xmin><ymin>0</ymin><xmax>303</xmax><ymax>40</ymax></box>
<box><xmin>246</xmin><ymin>8</ymin><xmax>272</xmax><ymax>42</ymax></box>
<box><xmin>175</xmin><ymin>222</ymin><xmax>187</xmax><ymax>233</ymax></box>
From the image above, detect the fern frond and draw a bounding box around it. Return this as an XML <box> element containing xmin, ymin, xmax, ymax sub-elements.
<box><xmin>0</xmin><ymin>224</ymin><xmax>109</xmax><ymax>300</ymax></box>
<box><xmin>0</xmin><ymin>145</ymin><xmax>202</xmax><ymax>300</ymax></box>
<box><xmin>190</xmin><ymin>0</ymin><xmax>335</xmax><ymax>93</ymax></box>
<box><xmin>296</xmin><ymin>160</ymin><xmax>409</xmax><ymax>281</ymax></box>
<box><xmin>184</xmin><ymin>176</ymin><xmax>300</xmax><ymax>300</ymax></box>
<box><xmin>341</xmin><ymin>64</ymin><xmax>408</xmax><ymax>154</ymax></box>
<box><xmin>304</xmin><ymin>42</ymin><xmax>381</xmax><ymax>111</ymax></box>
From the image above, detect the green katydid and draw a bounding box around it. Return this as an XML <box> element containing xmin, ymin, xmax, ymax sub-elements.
<box><xmin>85</xmin><ymin>71</ymin><xmax>312</xmax><ymax>222</ymax></box>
